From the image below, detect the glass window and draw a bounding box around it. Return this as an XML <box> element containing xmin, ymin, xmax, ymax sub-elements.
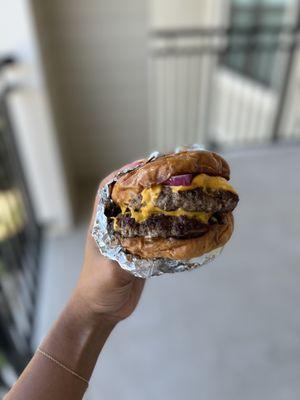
<box><xmin>223</xmin><ymin>0</ymin><xmax>290</xmax><ymax>87</ymax></box>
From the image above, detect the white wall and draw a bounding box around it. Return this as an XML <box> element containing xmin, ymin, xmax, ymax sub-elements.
<box><xmin>150</xmin><ymin>0</ymin><xmax>229</xmax><ymax>29</ymax></box>
<box><xmin>0</xmin><ymin>0</ymin><xmax>72</xmax><ymax>231</ymax></box>
<box><xmin>32</xmin><ymin>0</ymin><xmax>149</xmax><ymax>180</ymax></box>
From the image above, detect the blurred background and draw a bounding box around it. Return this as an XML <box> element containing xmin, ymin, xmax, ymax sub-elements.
<box><xmin>0</xmin><ymin>0</ymin><xmax>300</xmax><ymax>398</ymax></box>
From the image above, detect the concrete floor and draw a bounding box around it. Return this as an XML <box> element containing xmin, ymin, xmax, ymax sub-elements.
<box><xmin>34</xmin><ymin>145</ymin><xmax>300</xmax><ymax>400</ymax></box>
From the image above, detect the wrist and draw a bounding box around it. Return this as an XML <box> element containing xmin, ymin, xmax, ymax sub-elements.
<box><xmin>68</xmin><ymin>290</ymin><xmax>118</xmax><ymax>331</ymax></box>
<box><xmin>41</xmin><ymin>291</ymin><xmax>116</xmax><ymax>381</ymax></box>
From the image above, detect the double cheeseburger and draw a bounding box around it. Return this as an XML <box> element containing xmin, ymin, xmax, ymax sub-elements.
<box><xmin>107</xmin><ymin>151</ymin><xmax>239</xmax><ymax>260</ymax></box>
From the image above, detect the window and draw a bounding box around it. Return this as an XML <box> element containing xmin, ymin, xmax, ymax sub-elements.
<box><xmin>224</xmin><ymin>0</ymin><xmax>291</xmax><ymax>87</ymax></box>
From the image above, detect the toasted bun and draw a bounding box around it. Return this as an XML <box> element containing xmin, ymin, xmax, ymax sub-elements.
<box><xmin>119</xmin><ymin>213</ymin><xmax>234</xmax><ymax>260</ymax></box>
<box><xmin>112</xmin><ymin>151</ymin><xmax>230</xmax><ymax>206</ymax></box>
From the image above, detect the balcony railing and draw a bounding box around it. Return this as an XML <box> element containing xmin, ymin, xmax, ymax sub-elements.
<box><xmin>0</xmin><ymin>57</ymin><xmax>41</xmax><ymax>389</ymax></box>
<box><xmin>149</xmin><ymin>22</ymin><xmax>300</xmax><ymax>151</ymax></box>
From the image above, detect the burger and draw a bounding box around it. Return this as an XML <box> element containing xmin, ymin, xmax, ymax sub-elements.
<box><xmin>106</xmin><ymin>150</ymin><xmax>239</xmax><ymax>260</ymax></box>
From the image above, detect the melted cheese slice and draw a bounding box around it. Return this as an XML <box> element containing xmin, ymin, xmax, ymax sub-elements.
<box><xmin>171</xmin><ymin>174</ymin><xmax>237</xmax><ymax>193</ymax></box>
<box><xmin>131</xmin><ymin>202</ymin><xmax>211</xmax><ymax>224</ymax></box>
<box><xmin>117</xmin><ymin>173</ymin><xmax>236</xmax><ymax>224</ymax></box>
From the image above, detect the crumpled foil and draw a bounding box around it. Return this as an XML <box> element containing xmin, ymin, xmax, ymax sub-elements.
<box><xmin>92</xmin><ymin>145</ymin><xmax>224</xmax><ymax>278</ymax></box>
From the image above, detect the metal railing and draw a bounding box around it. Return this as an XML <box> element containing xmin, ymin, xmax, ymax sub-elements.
<box><xmin>149</xmin><ymin>23</ymin><xmax>300</xmax><ymax>151</ymax></box>
<box><xmin>0</xmin><ymin>57</ymin><xmax>41</xmax><ymax>386</ymax></box>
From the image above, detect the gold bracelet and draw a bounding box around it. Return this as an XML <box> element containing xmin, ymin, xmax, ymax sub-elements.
<box><xmin>37</xmin><ymin>348</ymin><xmax>89</xmax><ymax>386</ymax></box>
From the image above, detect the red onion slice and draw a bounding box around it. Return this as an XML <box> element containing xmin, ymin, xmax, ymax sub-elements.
<box><xmin>163</xmin><ymin>174</ymin><xmax>194</xmax><ymax>186</ymax></box>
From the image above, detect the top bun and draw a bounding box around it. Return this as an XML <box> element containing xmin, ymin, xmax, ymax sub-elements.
<box><xmin>112</xmin><ymin>150</ymin><xmax>230</xmax><ymax>205</ymax></box>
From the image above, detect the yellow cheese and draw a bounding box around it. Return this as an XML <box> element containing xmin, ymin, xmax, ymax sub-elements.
<box><xmin>171</xmin><ymin>174</ymin><xmax>237</xmax><ymax>193</ymax></box>
<box><xmin>131</xmin><ymin>205</ymin><xmax>211</xmax><ymax>224</ymax></box>
<box><xmin>119</xmin><ymin>184</ymin><xmax>211</xmax><ymax>223</ymax></box>
<box><xmin>120</xmin><ymin>204</ymin><xmax>127</xmax><ymax>214</ymax></box>
<box><xmin>111</xmin><ymin>217</ymin><xmax>119</xmax><ymax>231</ymax></box>
<box><xmin>116</xmin><ymin>173</ymin><xmax>236</xmax><ymax>225</ymax></box>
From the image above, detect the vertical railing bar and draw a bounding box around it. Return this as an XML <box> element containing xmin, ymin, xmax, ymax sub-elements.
<box><xmin>176</xmin><ymin>55</ymin><xmax>183</xmax><ymax>147</ymax></box>
<box><xmin>199</xmin><ymin>53</ymin><xmax>208</xmax><ymax>144</ymax></box>
<box><xmin>256</xmin><ymin>43</ymin><xmax>273</xmax><ymax>142</ymax></box>
<box><xmin>163</xmin><ymin>55</ymin><xmax>167</xmax><ymax>150</ymax></box>
<box><xmin>172</xmin><ymin>52</ymin><xmax>176</xmax><ymax>146</ymax></box>
<box><xmin>185</xmin><ymin>55</ymin><xmax>191</xmax><ymax>144</ymax></box>
<box><xmin>202</xmin><ymin>34</ymin><xmax>218</xmax><ymax>148</ymax></box>
<box><xmin>194</xmin><ymin>53</ymin><xmax>202</xmax><ymax>144</ymax></box>
<box><xmin>155</xmin><ymin>58</ymin><xmax>161</xmax><ymax>150</ymax></box>
<box><xmin>224</xmin><ymin>66</ymin><xmax>234</xmax><ymax>146</ymax></box>
<box><xmin>174</xmin><ymin>37</ymin><xmax>179</xmax><ymax>145</ymax></box>
<box><xmin>272</xmin><ymin>6</ymin><xmax>300</xmax><ymax>141</ymax></box>
<box><xmin>0</xmin><ymin>59</ymin><xmax>41</xmax><ymax>375</ymax></box>
<box><xmin>189</xmin><ymin>55</ymin><xmax>197</xmax><ymax>145</ymax></box>
<box><xmin>157</xmin><ymin>58</ymin><xmax>164</xmax><ymax>150</ymax></box>
<box><xmin>148</xmin><ymin>49</ymin><xmax>155</xmax><ymax>151</ymax></box>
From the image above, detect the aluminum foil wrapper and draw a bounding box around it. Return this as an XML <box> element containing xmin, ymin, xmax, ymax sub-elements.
<box><xmin>92</xmin><ymin>145</ymin><xmax>224</xmax><ymax>278</ymax></box>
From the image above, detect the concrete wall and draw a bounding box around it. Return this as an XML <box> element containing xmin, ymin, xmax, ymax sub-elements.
<box><xmin>32</xmin><ymin>0</ymin><xmax>149</xmax><ymax>181</ymax></box>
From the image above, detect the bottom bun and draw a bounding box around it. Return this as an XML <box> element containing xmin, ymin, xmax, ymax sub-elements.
<box><xmin>119</xmin><ymin>213</ymin><xmax>234</xmax><ymax>260</ymax></box>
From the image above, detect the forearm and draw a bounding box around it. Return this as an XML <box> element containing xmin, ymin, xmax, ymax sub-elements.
<box><xmin>5</xmin><ymin>293</ymin><xmax>115</xmax><ymax>400</ymax></box>
<box><xmin>5</xmin><ymin>175</ymin><xmax>145</xmax><ymax>399</ymax></box>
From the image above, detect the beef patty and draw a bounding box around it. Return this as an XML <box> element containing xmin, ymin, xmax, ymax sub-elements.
<box><xmin>115</xmin><ymin>214</ymin><xmax>210</xmax><ymax>239</ymax></box>
<box><xmin>129</xmin><ymin>186</ymin><xmax>239</xmax><ymax>213</ymax></box>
